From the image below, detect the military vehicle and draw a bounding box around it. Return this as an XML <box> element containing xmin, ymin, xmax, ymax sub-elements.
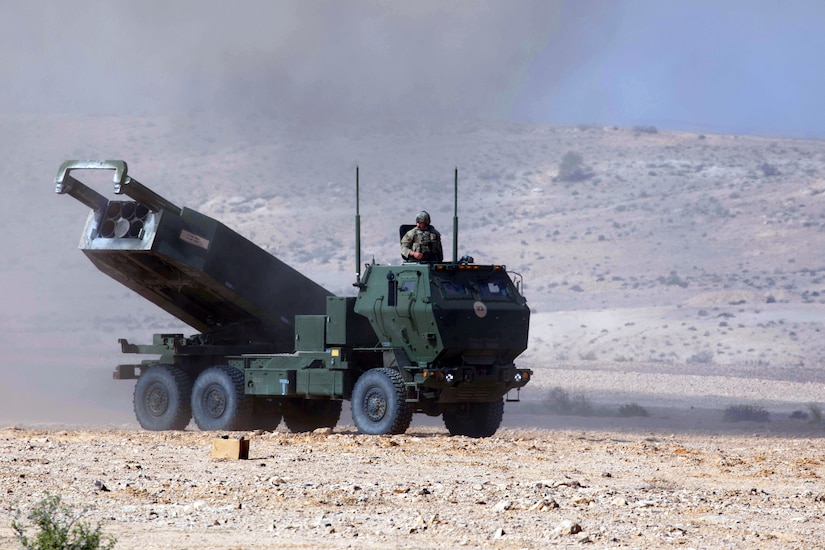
<box><xmin>56</xmin><ymin>160</ymin><xmax>531</xmax><ymax>437</ymax></box>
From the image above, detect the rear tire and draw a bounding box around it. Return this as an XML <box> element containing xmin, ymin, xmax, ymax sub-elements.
<box><xmin>282</xmin><ymin>399</ymin><xmax>342</xmax><ymax>433</ymax></box>
<box><xmin>443</xmin><ymin>398</ymin><xmax>504</xmax><ymax>438</ymax></box>
<box><xmin>191</xmin><ymin>366</ymin><xmax>253</xmax><ymax>431</ymax></box>
<box><xmin>133</xmin><ymin>365</ymin><xmax>192</xmax><ymax>431</ymax></box>
<box><xmin>351</xmin><ymin>368</ymin><xmax>412</xmax><ymax>435</ymax></box>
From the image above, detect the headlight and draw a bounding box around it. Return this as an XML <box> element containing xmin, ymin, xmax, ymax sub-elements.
<box><xmin>514</xmin><ymin>372</ymin><xmax>523</xmax><ymax>383</ymax></box>
<box><xmin>445</xmin><ymin>372</ymin><xmax>454</xmax><ymax>383</ymax></box>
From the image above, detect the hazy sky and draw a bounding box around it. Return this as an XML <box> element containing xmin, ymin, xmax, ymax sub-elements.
<box><xmin>1</xmin><ymin>0</ymin><xmax>823</xmax><ymax>137</ymax></box>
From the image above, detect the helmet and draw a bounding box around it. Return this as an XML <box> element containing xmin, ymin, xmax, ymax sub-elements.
<box><xmin>415</xmin><ymin>211</ymin><xmax>431</xmax><ymax>225</ymax></box>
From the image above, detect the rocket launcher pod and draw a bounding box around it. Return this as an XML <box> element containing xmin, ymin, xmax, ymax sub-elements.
<box><xmin>55</xmin><ymin>160</ymin><xmax>332</xmax><ymax>348</ymax></box>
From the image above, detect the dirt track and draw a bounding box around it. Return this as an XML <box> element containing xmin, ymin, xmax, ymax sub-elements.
<box><xmin>2</xmin><ymin>416</ymin><xmax>824</xmax><ymax>549</ymax></box>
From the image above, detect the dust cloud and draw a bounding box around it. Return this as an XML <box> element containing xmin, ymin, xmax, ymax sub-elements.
<box><xmin>0</xmin><ymin>1</ymin><xmax>560</xmax><ymax>123</ymax></box>
<box><xmin>0</xmin><ymin>2</ymin><xmax>822</xmax><ymax>428</ymax></box>
<box><xmin>2</xmin><ymin>2</ymin><xmax>821</xmax><ymax>136</ymax></box>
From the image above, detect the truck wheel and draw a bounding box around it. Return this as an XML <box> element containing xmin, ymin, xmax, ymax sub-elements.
<box><xmin>443</xmin><ymin>398</ymin><xmax>504</xmax><ymax>438</ymax></box>
<box><xmin>282</xmin><ymin>399</ymin><xmax>342</xmax><ymax>433</ymax></box>
<box><xmin>191</xmin><ymin>366</ymin><xmax>253</xmax><ymax>431</ymax></box>
<box><xmin>351</xmin><ymin>368</ymin><xmax>412</xmax><ymax>435</ymax></box>
<box><xmin>133</xmin><ymin>365</ymin><xmax>192</xmax><ymax>431</ymax></box>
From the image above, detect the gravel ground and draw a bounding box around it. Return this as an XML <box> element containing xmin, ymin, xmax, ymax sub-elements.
<box><xmin>1</xmin><ymin>415</ymin><xmax>824</xmax><ymax>549</ymax></box>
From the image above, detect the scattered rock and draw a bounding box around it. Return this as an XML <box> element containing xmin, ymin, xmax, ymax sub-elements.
<box><xmin>3</xmin><ymin>424</ymin><xmax>824</xmax><ymax>548</ymax></box>
<box><xmin>537</xmin><ymin>479</ymin><xmax>583</xmax><ymax>489</ymax></box>
<box><xmin>632</xmin><ymin>500</ymin><xmax>657</xmax><ymax>509</ymax></box>
<box><xmin>529</xmin><ymin>497</ymin><xmax>559</xmax><ymax>511</ymax></box>
<box><xmin>492</xmin><ymin>499</ymin><xmax>513</xmax><ymax>513</ymax></box>
<box><xmin>552</xmin><ymin>519</ymin><xmax>583</xmax><ymax>537</ymax></box>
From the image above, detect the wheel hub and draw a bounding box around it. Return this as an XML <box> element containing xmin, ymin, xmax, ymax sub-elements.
<box><xmin>364</xmin><ymin>388</ymin><xmax>387</xmax><ymax>422</ymax></box>
<box><xmin>203</xmin><ymin>384</ymin><xmax>227</xmax><ymax>418</ymax></box>
<box><xmin>146</xmin><ymin>383</ymin><xmax>169</xmax><ymax>417</ymax></box>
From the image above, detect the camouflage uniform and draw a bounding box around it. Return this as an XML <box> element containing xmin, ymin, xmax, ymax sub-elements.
<box><xmin>401</xmin><ymin>224</ymin><xmax>443</xmax><ymax>263</ymax></box>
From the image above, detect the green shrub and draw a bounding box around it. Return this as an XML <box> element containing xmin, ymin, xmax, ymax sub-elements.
<box><xmin>12</xmin><ymin>493</ymin><xmax>116</xmax><ymax>550</ymax></box>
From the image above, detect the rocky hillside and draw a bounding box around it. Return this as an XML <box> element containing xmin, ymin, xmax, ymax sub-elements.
<box><xmin>1</xmin><ymin>114</ymin><xmax>824</xmax><ymax>422</ymax></box>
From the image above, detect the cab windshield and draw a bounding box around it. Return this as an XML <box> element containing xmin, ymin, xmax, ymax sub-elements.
<box><xmin>433</xmin><ymin>270</ymin><xmax>517</xmax><ymax>301</ymax></box>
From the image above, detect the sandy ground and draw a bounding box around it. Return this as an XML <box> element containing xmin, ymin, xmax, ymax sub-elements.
<box><xmin>1</xmin><ymin>407</ymin><xmax>824</xmax><ymax>550</ymax></box>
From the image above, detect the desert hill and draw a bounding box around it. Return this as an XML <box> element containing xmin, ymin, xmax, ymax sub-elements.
<box><xmin>1</xmin><ymin>113</ymin><xmax>824</xmax><ymax>423</ymax></box>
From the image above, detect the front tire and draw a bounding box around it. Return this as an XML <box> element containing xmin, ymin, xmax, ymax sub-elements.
<box><xmin>191</xmin><ymin>366</ymin><xmax>253</xmax><ymax>431</ymax></box>
<box><xmin>351</xmin><ymin>368</ymin><xmax>412</xmax><ymax>435</ymax></box>
<box><xmin>443</xmin><ymin>398</ymin><xmax>504</xmax><ymax>438</ymax></box>
<box><xmin>133</xmin><ymin>365</ymin><xmax>192</xmax><ymax>431</ymax></box>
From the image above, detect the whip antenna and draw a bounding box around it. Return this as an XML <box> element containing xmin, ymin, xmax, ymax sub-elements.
<box><xmin>355</xmin><ymin>166</ymin><xmax>362</xmax><ymax>286</ymax></box>
<box><xmin>452</xmin><ymin>167</ymin><xmax>459</xmax><ymax>263</ymax></box>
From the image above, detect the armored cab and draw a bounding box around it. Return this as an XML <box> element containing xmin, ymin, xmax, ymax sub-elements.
<box><xmin>344</xmin><ymin>261</ymin><xmax>530</xmax><ymax>437</ymax></box>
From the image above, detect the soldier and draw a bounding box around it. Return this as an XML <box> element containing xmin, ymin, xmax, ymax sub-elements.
<box><xmin>401</xmin><ymin>211</ymin><xmax>443</xmax><ymax>262</ymax></box>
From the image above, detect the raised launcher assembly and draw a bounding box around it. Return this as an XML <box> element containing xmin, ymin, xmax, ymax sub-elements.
<box><xmin>55</xmin><ymin>160</ymin><xmax>332</xmax><ymax>349</ymax></box>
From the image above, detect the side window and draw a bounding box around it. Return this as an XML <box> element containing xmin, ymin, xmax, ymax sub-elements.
<box><xmin>477</xmin><ymin>276</ymin><xmax>512</xmax><ymax>299</ymax></box>
<box><xmin>486</xmin><ymin>281</ymin><xmax>508</xmax><ymax>297</ymax></box>
<box><xmin>399</xmin><ymin>280</ymin><xmax>416</xmax><ymax>293</ymax></box>
<box><xmin>437</xmin><ymin>278</ymin><xmax>471</xmax><ymax>299</ymax></box>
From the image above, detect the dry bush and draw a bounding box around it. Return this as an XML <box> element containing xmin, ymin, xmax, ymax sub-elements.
<box><xmin>807</xmin><ymin>403</ymin><xmax>823</xmax><ymax>424</ymax></box>
<box><xmin>658</xmin><ymin>271</ymin><xmax>688</xmax><ymax>288</ymax></box>
<box><xmin>543</xmin><ymin>386</ymin><xmax>594</xmax><ymax>416</ymax></box>
<box><xmin>556</xmin><ymin>151</ymin><xmax>593</xmax><ymax>182</ymax></box>
<box><xmin>632</xmin><ymin>125</ymin><xmax>658</xmax><ymax>134</ymax></box>
<box><xmin>759</xmin><ymin>162</ymin><xmax>780</xmax><ymax>177</ymax></box>
<box><xmin>617</xmin><ymin>403</ymin><xmax>649</xmax><ymax>417</ymax></box>
<box><xmin>687</xmin><ymin>350</ymin><xmax>714</xmax><ymax>365</ymax></box>
<box><xmin>723</xmin><ymin>404</ymin><xmax>770</xmax><ymax>423</ymax></box>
